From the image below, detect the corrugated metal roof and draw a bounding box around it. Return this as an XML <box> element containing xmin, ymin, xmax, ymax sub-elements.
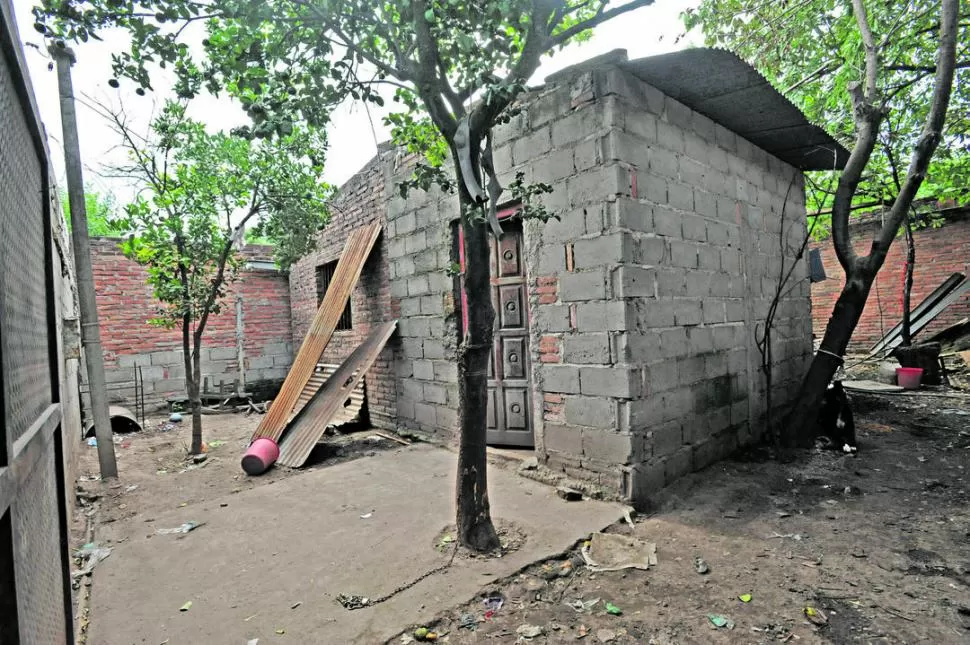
<box><xmin>621</xmin><ymin>48</ymin><xmax>850</xmax><ymax>171</ymax></box>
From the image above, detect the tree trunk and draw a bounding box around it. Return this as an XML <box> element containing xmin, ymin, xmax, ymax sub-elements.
<box><xmin>900</xmin><ymin>214</ymin><xmax>916</xmax><ymax>346</ymax></box>
<box><xmin>783</xmin><ymin>265</ymin><xmax>873</xmax><ymax>446</ymax></box>
<box><xmin>455</xmin><ymin>193</ymin><xmax>501</xmax><ymax>552</ymax></box>
<box><xmin>182</xmin><ymin>320</ymin><xmax>204</xmax><ymax>455</ymax></box>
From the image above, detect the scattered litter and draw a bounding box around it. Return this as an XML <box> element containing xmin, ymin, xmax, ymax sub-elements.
<box><xmin>843</xmin><ymin>444</ymin><xmax>857</xmax><ymax>454</ymax></box>
<box><xmin>125</xmin><ymin>485</ymin><xmax>138</xmax><ymax>493</ymax></box>
<box><xmin>170</xmin><ymin>413</ymin><xmax>183</xmax><ymax>422</ymax></box>
<box><xmin>769</xmin><ymin>532</ymin><xmax>804</xmax><ymax>541</ymax></box>
<box><xmin>557</xmin><ymin>486</ymin><xmax>583</xmax><ymax>501</ymax></box>
<box><xmin>290</xmin><ymin>601</ymin><xmax>302</xmax><ymax>609</ymax></box>
<box><xmin>336</xmin><ymin>594</ymin><xmax>369</xmax><ymax>610</ymax></box>
<box><xmin>87</xmin><ymin>438</ymin><xmax>97</xmax><ymax>447</ymax></box>
<box><xmin>776</xmin><ymin>511</ymin><xmax>791</xmax><ymax>518</ymax></box>
<box><xmin>707</xmin><ymin>614</ymin><xmax>734</xmax><ymax>629</ymax></box>
<box><xmin>360</xmin><ymin>512</ymin><xmax>373</xmax><ymax>519</ymax></box>
<box><xmin>851</xmin><ymin>547</ymin><xmax>867</xmax><ymax>558</ymax></box>
<box><xmin>566</xmin><ymin>598</ymin><xmax>600</xmax><ymax>613</ymax></box>
<box><xmin>209</xmin><ymin>440</ymin><xmax>228</xmax><ymax>448</ymax></box>
<box><xmin>458</xmin><ymin>613</ymin><xmax>477</xmax><ymax>631</ymax></box>
<box><xmin>605</xmin><ymin>602</ymin><xmax>623</xmax><ymax>616</ymax></box>
<box><xmin>247</xmin><ymin>640</ymin><xmax>259</xmax><ymax>645</ymax></box>
<box><xmin>739</xmin><ymin>593</ymin><xmax>752</xmax><ymax>603</ymax></box>
<box><xmin>596</xmin><ymin>628</ymin><xmax>617</xmax><ymax>642</ymax></box>
<box><xmin>803</xmin><ymin>606</ymin><xmax>828</xmax><ymax>625</ymax></box>
<box><xmin>413</xmin><ymin>627</ymin><xmax>439</xmax><ymax>641</ymax></box>
<box><xmin>581</xmin><ymin>532</ymin><xmax>657</xmax><ymax>572</ymax></box>
<box><xmin>79</xmin><ymin>475</ymin><xmax>101</xmax><ymax>482</ymax></box>
<box><xmin>483</xmin><ymin>595</ymin><xmax>504</xmax><ymax>613</ymax></box>
<box><xmin>400</xmin><ymin>635</ymin><xmax>415</xmax><ymax>645</ymax></box>
<box><xmin>156</xmin><ymin>521</ymin><xmax>204</xmax><ymax>535</ymax></box>
<box><xmin>694</xmin><ymin>557</ymin><xmax>710</xmax><ymax>574</ymax></box>
<box><xmin>540</xmin><ymin>559</ymin><xmax>573</xmax><ymax>579</ymax></box>
<box><xmin>179</xmin><ymin>601</ymin><xmax>192</xmax><ymax>612</ymax></box>
<box><xmin>192</xmin><ymin>453</ymin><xmax>208</xmax><ymax>464</ymax></box>
<box><xmin>244</xmin><ymin>613</ymin><xmax>259</xmax><ymax>622</ymax></box>
<box><xmin>577</xmin><ymin>624</ymin><xmax>589</xmax><ymax>638</ymax></box>
<box><xmin>519</xmin><ymin>456</ymin><xmax>539</xmax><ymax>471</ymax></box>
<box><xmin>72</xmin><ymin>543</ymin><xmax>112</xmax><ymax>578</ymax></box>
<box><xmin>516</xmin><ymin>624</ymin><xmax>544</xmax><ymax>638</ymax></box>
<box><xmin>274</xmin><ymin>628</ymin><xmax>285</xmax><ymax>635</ymax></box>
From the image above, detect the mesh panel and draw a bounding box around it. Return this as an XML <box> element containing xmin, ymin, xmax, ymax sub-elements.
<box><xmin>13</xmin><ymin>449</ymin><xmax>68</xmax><ymax>645</ymax></box>
<box><xmin>0</xmin><ymin>46</ymin><xmax>52</xmax><ymax>443</ymax></box>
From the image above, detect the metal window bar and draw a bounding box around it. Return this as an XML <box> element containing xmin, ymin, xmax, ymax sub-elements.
<box><xmin>316</xmin><ymin>261</ymin><xmax>353</xmax><ymax>331</ymax></box>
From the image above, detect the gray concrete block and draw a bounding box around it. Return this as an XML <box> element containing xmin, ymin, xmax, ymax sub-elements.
<box><xmin>544</xmin><ymin>424</ymin><xmax>583</xmax><ymax>455</ymax></box>
<box><xmin>580</xmin><ymin>366</ymin><xmax>642</xmax><ymax>398</ymax></box>
<box><xmin>543</xmin><ymin>365</ymin><xmax>581</xmax><ymax>393</ymax></box>
<box><xmin>637</xmin><ymin>236</ymin><xmax>667</xmax><ymax>265</ymax></box>
<box><xmin>573</xmin><ymin>137</ymin><xmax>602</xmax><ymax>173</ymax></box>
<box><xmin>564</xmin><ymin>395</ymin><xmax>615</xmax><ymax>428</ymax></box>
<box><xmin>664</xmin><ymin>446</ymin><xmax>694</xmax><ymax>484</ymax></box>
<box><xmin>563</xmin><ymin>333</ymin><xmax>611</xmax><ymax>364</ymax></box>
<box><xmin>660</xmin><ymin>327</ymin><xmax>688</xmax><ymax>358</ymax></box>
<box><xmin>433</xmin><ymin>360</ymin><xmax>458</xmax><ymax>384</ymax></box>
<box><xmin>657</xmin><ymin>120</ymin><xmax>685</xmax><ymax>154</ymax></box>
<box><xmin>638</xmin><ymin>172</ymin><xmax>668</xmax><ymax>205</ymax></box>
<box><xmin>656</xmin><ymin>268</ymin><xmax>688</xmax><ymax>297</ymax></box>
<box><xmin>151</xmin><ymin>350</ymin><xmax>184</xmax><ymax>366</ymax></box>
<box><xmin>698</xmin><ymin>245</ymin><xmax>721</xmax><ymax>271</ymax></box>
<box><xmin>598</xmin><ymin>68</ymin><xmax>665</xmax><ymax>114</ymax></box>
<box><xmin>575</xmin><ymin>301</ymin><xmax>633</xmax><ymax>332</ymax></box>
<box><xmin>423</xmin><ymin>339</ymin><xmax>447</xmax><ymax>360</ymax></box>
<box><xmin>645</xmin><ymin>419</ymin><xmax>683</xmax><ymax>458</ymax></box>
<box><xmin>560</xmin><ymin>270</ymin><xmax>607</xmax><ymax>302</ymax></box>
<box><xmin>672</xmin><ymin>299</ymin><xmax>703</xmax><ymax>326</ymax></box>
<box><xmin>209</xmin><ymin>347</ymin><xmax>237</xmax><ymax>361</ymax></box>
<box><xmin>612</xmin><ymin>266</ymin><xmax>656</xmax><ymax>299</ymax></box>
<box><xmin>414</xmin><ymin>402</ymin><xmax>438</xmax><ymax>427</ymax></box>
<box><xmin>407</xmin><ymin>274</ymin><xmax>430</xmax><ymax>296</ymax></box>
<box><xmin>702</xmin><ymin>300</ymin><xmax>726</xmax><ymax>325</ymax></box>
<box><xmin>401</xmin><ymin>338</ymin><xmax>424</xmax><ymax>359</ymax></box>
<box><xmin>677</xmin><ymin>356</ymin><xmax>706</xmax><ymax>386</ymax></box>
<box><xmin>714</xmin><ymin>124</ymin><xmax>737</xmax><ymax>153</ymax></box>
<box><xmin>248</xmin><ymin>355</ymin><xmax>274</xmax><ymax>370</ymax></box>
<box><xmin>610</xmin><ymin>198</ymin><xmax>653</xmax><ymax>232</ymax></box>
<box><xmin>118</xmin><ymin>354</ymin><xmax>151</xmax><ymax>368</ymax></box>
<box><xmin>551</xmin><ymin>105</ymin><xmax>603</xmax><ymax>148</ymax></box>
<box><xmin>625</xmin><ymin>110</ymin><xmax>658</xmax><ymax>143</ymax></box>
<box><xmin>532</xmin><ymin>147</ymin><xmax>576</xmax><ymax>184</ymax></box>
<box><xmin>661</xmin><ymin>388</ymin><xmax>694</xmax><ymax>422</ymax></box>
<box><xmin>687</xmin><ymin>326</ymin><xmax>715</xmax><ymax>355</ymax></box>
<box><xmin>398</xmin><ymin>317</ymin><xmax>430</xmax><ymax>338</ymax></box>
<box><xmin>538</xmin><ymin>244</ymin><xmax>567</xmax><ymax>276</ymax></box>
<box><xmin>542</xmin><ymin>207</ymin><xmax>587</xmax><ymax>243</ymax></box>
<box><xmin>153</xmin><ymin>378</ymin><xmax>187</xmax><ymax>394</ymax></box>
<box><xmin>573</xmin><ymin>232</ymin><xmax>636</xmax><ymax>269</ymax></box>
<box><xmin>423</xmin><ymin>383</ymin><xmax>448</xmax><ymax>405</ymax></box>
<box><xmin>692</xmin><ymin>431</ymin><xmax>737</xmax><ymax>471</ymax></box>
<box><xmin>413</xmin><ymin>359</ymin><xmax>434</xmax><ymax>380</ymax></box>
<box><xmin>648</xmin><ymin>147</ymin><xmax>680</xmax><ymax>179</ymax></box>
<box><xmin>567</xmin><ymin>164</ymin><xmax>625</xmax><ymax>207</ymax></box>
<box><xmin>536</xmin><ymin>305</ymin><xmax>572</xmax><ymax>333</ymax></box>
<box><xmin>681</xmin><ymin>215</ymin><xmax>707</xmax><ymax>242</ymax></box>
<box><xmin>716</xmin><ymin>195</ymin><xmax>739</xmax><ymax>222</ymax></box>
<box><xmin>669</xmin><ymin>240</ymin><xmax>698</xmax><ymax>269</ymax></box>
<box><xmin>652</xmin><ymin>206</ymin><xmax>682</xmax><ymax>238</ymax></box>
<box><xmin>664</xmin><ymin>96</ymin><xmax>693</xmax><ymax>129</ymax></box>
<box><xmin>390</xmin><ymin>279</ymin><xmax>409</xmax><ymax>299</ymax></box>
<box><xmin>644</xmin><ymin>362</ymin><xmax>679</xmax><ymax>393</ymax></box>
<box><xmin>668</xmin><ymin>181</ymin><xmax>695</xmax><ymax>212</ymax></box>
<box><xmin>583</xmin><ymin>430</ymin><xmax>633</xmax><ymax>465</ymax></box>
<box><xmin>625</xmin><ymin>395</ymin><xmax>664</xmax><ymax>429</ymax></box>
<box><xmin>678</xmin><ymin>157</ymin><xmax>707</xmax><ymax>187</ymax></box>
<box><xmin>400</xmin><ymin>297</ymin><xmax>422</xmax><ymax>317</ymax></box>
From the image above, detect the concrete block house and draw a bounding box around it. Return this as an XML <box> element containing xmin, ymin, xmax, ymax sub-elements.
<box><xmin>289</xmin><ymin>48</ymin><xmax>848</xmax><ymax>506</ymax></box>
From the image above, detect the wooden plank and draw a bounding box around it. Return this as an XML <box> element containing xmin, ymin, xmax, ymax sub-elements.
<box><xmin>277</xmin><ymin>321</ymin><xmax>397</xmax><ymax>467</ymax></box>
<box><xmin>251</xmin><ymin>222</ymin><xmax>382</xmax><ymax>442</ymax></box>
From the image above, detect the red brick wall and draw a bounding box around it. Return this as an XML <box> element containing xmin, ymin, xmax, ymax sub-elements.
<box><xmin>810</xmin><ymin>208</ymin><xmax>970</xmax><ymax>350</ymax></box>
<box><xmin>91</xmin><ymin>237</ymin><xmax>294</xmax><ymax>407</ymax></box>
<box><xmin>288</xmin><ymin>146</ymin><xmax>398</xmax><ymax>429</ymax></box>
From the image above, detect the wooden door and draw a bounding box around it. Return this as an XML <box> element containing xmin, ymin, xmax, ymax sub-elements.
<box><xmin>485</xmin><ymin>222</ymin><xmax>533</xmax><ymax>447</ymax></box>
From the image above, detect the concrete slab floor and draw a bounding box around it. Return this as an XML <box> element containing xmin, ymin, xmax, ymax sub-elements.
<box><xmin>85</xmin><ymin>444</ymin><xmax>625</xmax><ymax>644</ymax></box>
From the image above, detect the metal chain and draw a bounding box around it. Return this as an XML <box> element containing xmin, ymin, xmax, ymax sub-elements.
<box><xmin>336</xmin><ymin>543</ymin><xmax>460</xmax><ymax>610</ymax></box>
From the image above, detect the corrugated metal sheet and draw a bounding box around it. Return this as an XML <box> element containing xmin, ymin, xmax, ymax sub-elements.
<box><xmin>277</xmin><ymin>321</ymin><xmax>397</xmax><ymax>468</ymax></box>
<box><xmin>621</xmin><ymin>48</ymin><xmax>850</xmax><ymax>171</ymax></box>
<box><xmin>289</xmin><ymin>363</ymin><xmax>365</xmax><ymax>428</ymax></box>
<box><xmin>251</xmin><ymin>222</ymin><xmax>382</xmax><ymax>443</ymax></box>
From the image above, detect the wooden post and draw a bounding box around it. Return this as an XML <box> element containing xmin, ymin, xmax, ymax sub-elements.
<box><xmin>236</xmin><ymin>295</ymin><xmax>246</xmax><ymax>396</ymax></box>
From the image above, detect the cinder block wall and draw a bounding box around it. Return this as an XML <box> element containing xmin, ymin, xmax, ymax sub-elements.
<box><xmin>492</xmin><ymin>63</ymin><xmax>812</xmax><ymax>503</ymax></box>
<box><xmin>91</xmin><ymin>239</ymin><xmax>294</xmax><ymax>410</ymax></box>
<box><xmin>288</xmin><ymin>145</ymin><xmax>398</xmax><ymax>430</ymax></box>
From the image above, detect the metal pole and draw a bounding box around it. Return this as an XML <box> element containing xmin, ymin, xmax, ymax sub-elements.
<box><xmin>49</xmin><ymin>45</ymin><xmax>117</xmax><ymax>479</ymax></box>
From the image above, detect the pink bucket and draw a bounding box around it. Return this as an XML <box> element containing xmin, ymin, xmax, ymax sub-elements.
<box><xmin>241</xmin><ymin>438</ymin><xmax>279</xmax><ymax>475</ymax></box>
<box><xmin>896</xmin><ymin>367</ymin><xmax>924</xmax><ymax>390</ymax></box>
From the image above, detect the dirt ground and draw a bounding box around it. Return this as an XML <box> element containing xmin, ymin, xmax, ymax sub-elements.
<box><xmin>402</xmin><ymin>393</ymin><xmax>970</xmax><ymax>644</ymax></box>
<box><xmin>72</xmin><ymin>391</ymin><xmax>970</xmax><ymax>644</ymax></box>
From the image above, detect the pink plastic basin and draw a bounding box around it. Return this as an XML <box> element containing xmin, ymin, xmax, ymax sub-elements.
<box><xmin>241</xmin><ymin>437</ymin><xmax>279</xmax><ymax>475</ymax></box>
<box><xmin>896</xmin><ymin>367</ymin><xmax>924</xmax><ymax>390</ymax></box>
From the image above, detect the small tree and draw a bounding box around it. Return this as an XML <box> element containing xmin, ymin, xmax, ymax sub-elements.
<box><xmin>97</xmin><ymin>100</ymin><xmax>331</xmax><ymax>454</ymax></box>
<box><xmin>41</xmin><ymin>0</ymin><xmax>658</xmax><ymax>551</ymax></box>
<box><xmin>61</xmin><ymin>188</ymin><xmax>126</xmax><ymax>236</ymax></box>
<box><xmin>686</xmin><ymin>0</ymin><xmax>964</xmax><ymax>445</ymax></box>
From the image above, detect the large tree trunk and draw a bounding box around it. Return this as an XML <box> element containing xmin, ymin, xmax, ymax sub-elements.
<box><xmin>455</xmin><ymin>192</ymin><xmax>501</xmax><ymax>552</ymax></box>
<box><xmin>783</xmin><ymin>265</ymin><xmax>873</xmax><ymax>446</ymax></box>
<box><xmin>901</xmin><ymin>214</ymin><xmax>916</xmax><ymax>346</ymax></box>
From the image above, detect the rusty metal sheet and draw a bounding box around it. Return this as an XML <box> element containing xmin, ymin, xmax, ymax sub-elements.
<box><xmin>277</xmin><ymin>321</ymin><xmax>397</xmax><ymax>468</ymax></box>
<box><xmin>289</xmin><ymin>363</ymin><xmax>365</xmax><ymax>429</ymax></box>
<box><xmin>251</xmin><ymin>222</ymin><xmax>382</xmax><ymax>442</ymax></box>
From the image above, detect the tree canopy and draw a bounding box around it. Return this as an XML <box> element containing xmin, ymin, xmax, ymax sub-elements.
<box><xmin>684</xmin><ymin>0</ymin><xmax>970</xmax><ymax>223</ymax></box>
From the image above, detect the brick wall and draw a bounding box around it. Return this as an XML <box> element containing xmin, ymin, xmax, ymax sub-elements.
<box><xmin>91</xmin><ymin>238</ymin><xmax>294</xmax><ymax>409</ymax></box>
<box><xmin>288</xmin><ymin>145</ymin><xmax>398</xmax><ymax>430</ymax></box>
<box><xmin>810</xmin><ymin>208</ymin><xmax>970</xmax><ymax>350</ymax></box>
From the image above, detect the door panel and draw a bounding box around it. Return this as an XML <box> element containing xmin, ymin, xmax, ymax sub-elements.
<box><xmin>503</xmin><ymin>389</ymin><xmax>529</xmax><ymax>431</ymax></box>
<box><xmin>502</xmin><ymin>338</ymin><xmax>526</xmax><ymax>379</ymax></box>
<box><xmin>498</xmin><ymin>285</ymin><xmax>524</xmax><ymax>329</ymax></box>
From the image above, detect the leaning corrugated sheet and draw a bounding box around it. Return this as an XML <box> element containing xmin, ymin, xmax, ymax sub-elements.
<box><xmin>251</xmin><ymin>221</ymin><xmax>382</xmax><ymax>443</ymax></box>
<box><xmin>277</xmin><ymin>320</ymin><xmax>398</xmax><ymax>468</ymax></box>
<box><xmin>289</xmin><ymin>362</ymin><xmax>365</xmax><ymax>429</ymax></box>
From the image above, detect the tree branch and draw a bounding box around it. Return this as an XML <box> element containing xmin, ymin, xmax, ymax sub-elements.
<box><xmin>871</xmin><ymin>0</ymin><xmax>960</xmax><ymax>260</ymax></box>
<box><xmin>551</xmin><ymin>0</ymin><xmax>656</xmax><ymax>45</ymax></box>
<box><xmin>850</xmin><ymin>0</ymin><xmax>879</xmax><ymax>102</ymax></box>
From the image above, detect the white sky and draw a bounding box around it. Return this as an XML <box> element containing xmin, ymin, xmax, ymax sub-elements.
<box><xmin>11</xmin><ymin>0</ymin><xmax>701</xmax><ymax>202</ymax></box>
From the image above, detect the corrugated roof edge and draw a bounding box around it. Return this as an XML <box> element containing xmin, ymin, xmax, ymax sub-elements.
<box><xmin>621</xmin><ymin>47</ymin><xmax>850</xmax><ymax>171</ymax></box>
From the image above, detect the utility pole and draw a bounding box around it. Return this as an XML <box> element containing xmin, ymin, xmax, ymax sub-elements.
<box><xmin>50</xmin><ymin>44</ymin><xmax>118</xmax><ymax>479</ymax></box>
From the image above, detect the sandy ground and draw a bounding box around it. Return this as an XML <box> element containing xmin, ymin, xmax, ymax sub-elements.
<box><xmin>73</xmin><ymin>392</ymin><xmax>970</xmax><ymax>644</ymax></box>
<box><xmin>410</xmin><ymin>392</ymin><xmax>970</xmax><ymax>644</ymax></box>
